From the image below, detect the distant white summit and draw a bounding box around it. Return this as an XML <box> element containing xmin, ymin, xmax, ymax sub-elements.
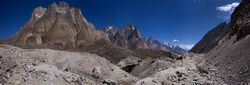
<box><xmin>163</xmin><ymin>42</ymin><xmax>193</xmax><ymax>51</ymax></box>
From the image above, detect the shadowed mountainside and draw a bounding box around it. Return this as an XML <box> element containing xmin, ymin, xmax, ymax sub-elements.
<box><xmin>190</xmin><ymin>22</ymin><xmax>228</xmax><ymax>53</ymax></box>
<box><xmin>191</xmin><ymin>0</ymin><xmax>250</xmax><ymax>84</ymax></box>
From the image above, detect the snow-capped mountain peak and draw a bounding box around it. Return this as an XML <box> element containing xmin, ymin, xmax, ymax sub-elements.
<box><xmin>162</xmin><ymin>42</ymin><xmax>193</xmax><ymax>52</ymax></box>
<box><xmin>178</xmin><ymin>44</ymin><xmax>194</xmax><ymax>51</ymax></box>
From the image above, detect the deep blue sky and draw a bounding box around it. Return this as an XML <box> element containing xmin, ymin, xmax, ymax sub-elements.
<box><xmin>0</xmin><ymin>0</ymin><xmax>242</xmax><ymax>46</ymax></box>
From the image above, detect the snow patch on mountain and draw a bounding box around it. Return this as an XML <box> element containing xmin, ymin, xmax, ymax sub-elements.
<box><xmin>35</xmin><ymin>14</ymin><xmax>42</xmax><ymax>18</ymax></box>
<box><xmin>178</xmin><ymin>44</ymin><xmax>194</xmax><ymax>51</ymax></box>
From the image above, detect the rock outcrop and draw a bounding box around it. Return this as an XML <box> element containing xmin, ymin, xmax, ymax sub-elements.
<box><xmin>6</xmin><ymin>2</ymin><xmax>109</xmax><ymax>48</ymax></box>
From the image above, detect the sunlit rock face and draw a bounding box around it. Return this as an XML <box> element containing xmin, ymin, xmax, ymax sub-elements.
<box><xmin>7</xmin><ymin>1</ymin><xmax>109</xmax><ymax>48</ymax></box>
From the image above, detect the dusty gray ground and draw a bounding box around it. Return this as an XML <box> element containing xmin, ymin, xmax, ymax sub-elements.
<box><xmin>0</xmin><ymin>44</ymin><xmax>137</xmax><ymax>85</ymax></box>
<box><xmin>0</xmin><ymin>44</ymin><xmax>225</xmax><ymax>85</ymax></box>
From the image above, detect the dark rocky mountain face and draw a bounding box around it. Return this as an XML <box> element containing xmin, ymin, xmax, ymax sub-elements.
<box><xmin>146</xmin><ymin>36</ymin><xmax>167</xmax><ymax>51</ymax></box>
<box><xmin>103</xmin><ymin>25</ymin><xmax>187</xmax><ymax>53</ymax></box>
<box><xmin>6</xmin><ymin>2</ymin><xmax>109</xmax><ymax>48</ymax></box>
<box><xmin>104</xmin><ymin>24</ymin><xmax>149</xmax><ymax>49</ymax></box>
<box><xmin>103</xmin><ymin>26</ymin><xmax>119</xmax><ymax>41</ymax></box>
<box><xmin>191</xmin><ymin>0</ymin><xmax>250</xmax><ymax>84</ymax></box>
<box><xmin>229</xmin><ymin>0</ymin><xmax>250</xmax><ymax>41</ymax></box>
<box><xmin>189</xmin><ymin>22</ymin><xmax>228</xmax><ymax>53</ymax></box>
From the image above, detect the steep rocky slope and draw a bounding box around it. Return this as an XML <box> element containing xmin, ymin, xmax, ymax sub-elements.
<box><xmin>134</xmin><ymin>53</ymin><xmax>224</xmax><ymax>85</ymax></box>
<box><xmin>190</xmin><ymin>22</ymin><xmax>228</xmax><ymax>53</ymax></box>
<box><xmin>191</xmin><ymin>0</ymin><xmax>250</xmax><ymax>84</ymax></box>
<box><xmin>228</xmin><ymin>0</ymin><xmax>250</xmax><ymax>41</ymax></box>
<box><xmin>6</xmin><ymin>2</ymin><xmax>108</xmax><ymax>48</ymax></box>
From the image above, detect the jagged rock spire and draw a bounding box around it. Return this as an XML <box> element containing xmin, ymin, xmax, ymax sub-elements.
<box><xmin>6</xmin><ymin>1</ymin><xmax>109</xmax><ymax>48</ymax></box>
<box><xmin>59</xmin><ymin>1</ymin><xmax>69</xmax><ymax>8</ymax></box>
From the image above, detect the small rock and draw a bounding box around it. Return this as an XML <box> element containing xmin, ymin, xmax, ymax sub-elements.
<box><xmin>205</xmin><ymin>81</ymin><xmax>214</xmax><ymax>85</ymax></box>
<box><xmin>25</xmin><ymin>68</ymin><xmax>33</xmax><ymax>72</ymax></box>
<box><xmin>41</xmin><ymin>73</ymin><xmax>45</xmax><ymax>77</ymax></box>
<box><xmin>40</xmin><ymin>59</ymin><xmax>46</xmax><ymax>62</ymax></box>
<box><xmin>92</xmin><ymin>66</ymin><xmax>102</xmax><ymax>79</ymax></box>
<box><xmin>13</xmin><ymin>64</ymin><xmax>17</xmax><ymax>68</ymax></box>
<box><xmin>13</xmin><ymin>80</ymin><xmax>21</xmax><ymax>85</ymax></box>
<box><xmin>32</xmin><ymin>62</ymin><xmax>37</xmax><ymax>66</ymax></box>
<box><xmin>176</xmin><ymin>71</ymin><xmax>183</xmax><ymax>77</ymax></box>
<box><xmin>22</xmin><ymin>77</ymin><xmax>27</xmax><ymax>81</ymax></box>
<box><xmin>63</xmin><ymin>76</ymin><xmax>73</xmax><ymax>82</ymax></box>
<box><xmin>0</xmin><ymin>69</ymin><xmax>4</xmax><ymax>74</ymax></box>
<box><xmin>4</xmin><ymin>73</ymin><xmax>10</xmax><ymax>79</ymax></box>
<box><xmin>6</xmin><ymin>69</ymin><xmax>11</xmax><ymax>72</ymax></box>
<box><xmin>140</xmin><ymin>81</ymin><xmax>145</xmax><ymax>85</ymax></box>
<box><xmin>197</xmin><ymin>66</ymin><xmax>209</xmax><ymax>74</ymax></box>
<box><xmin>27</xmin><ymin>65</ymin><xmax>31</xmax><ymax>68</ymax></box>
<box><xmin>193</xmin><ymin>78</ymin><xmax>198</xmax><ymax>81</ymax></box>
<box><xmin>103</xmin><ymin>79</ymin><xmax>116</xmax><ymax>85</ymax></box>
<box><xmin>152</xmin><ymin>80</ymin><xmax>157</xmax><ymax>83</ymax></box>
<box><xmin>76</xmin><ymin>78</ymin><xmax>83</xmax><ymax>85</ymax></box>
<box><xmin>176</xmin><ymin>56</ymin><xmax>183</xmax><ymax>60</ymax></box>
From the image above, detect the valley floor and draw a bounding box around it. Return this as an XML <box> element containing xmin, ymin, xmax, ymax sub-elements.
<box><xmin>0</xmin><ymin>44</ymin><xmax>224</xmax><ymax>85</ymax></box>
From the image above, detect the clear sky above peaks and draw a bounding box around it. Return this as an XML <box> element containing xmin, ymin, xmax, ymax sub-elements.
<box><xmin>0</xmin><ymin>0</ymin><xmax>242</xmax><ymax>46</ymax></box>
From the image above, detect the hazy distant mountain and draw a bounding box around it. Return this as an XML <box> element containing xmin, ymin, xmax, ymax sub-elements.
<box><xmin>146</xmin><ymin>36</ymin><xmax>167</xmax><ymax>51</ymax></box>
<box><xmin>6</xmin><ymin>1</ymin><xmax>109</xmax><ymax>48</ymax></box>
<box><xmin>162</xmin><ymin>42</ymin><xmax>187</xmax><ymax>53</ymax></box>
